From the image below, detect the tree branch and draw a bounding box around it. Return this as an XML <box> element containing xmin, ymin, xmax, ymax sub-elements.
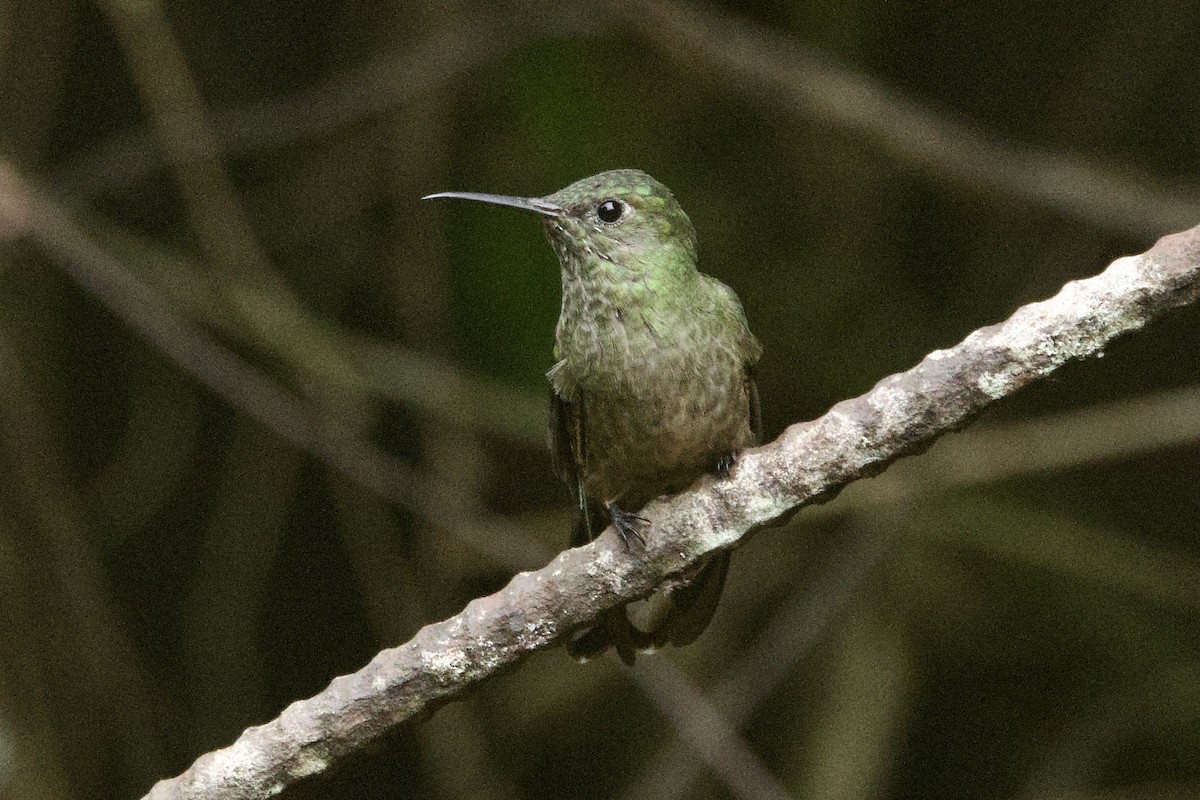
<box><xmin>141</xmin><ymin>223</ymin><xmax>1200</xmax><ymax>800</ymax></box>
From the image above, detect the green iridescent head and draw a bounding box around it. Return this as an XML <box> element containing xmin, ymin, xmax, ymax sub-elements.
<box><xmin>541</xmin><ymin>170</ymin><xmax>697</xmax><ymax>267</ymax></box>
<box><xmin>424</xmin><ymin>169</ymin><xmax>699</xmax><ymax>272</ymax></box>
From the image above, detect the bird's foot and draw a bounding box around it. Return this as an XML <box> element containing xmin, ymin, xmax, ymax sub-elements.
<box><xmin>607</xmin><ymin>503</ymin><xmax>648</xmax><ymax>550</ymax></box>
<box><xmin>716</xmin><ymin>451</ymin><xmax>738</xmax><ymax>478</ymax></box>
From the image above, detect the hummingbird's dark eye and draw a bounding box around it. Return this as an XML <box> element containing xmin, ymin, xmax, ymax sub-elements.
<box><xmin>597</xmin><ymin>199</ymin><xmax>624</xmax><ymax>223</ymax></box>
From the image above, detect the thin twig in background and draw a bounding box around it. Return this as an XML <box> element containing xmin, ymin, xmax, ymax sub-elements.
<box><xmin>1018</xmin><ymin>664</ymin><xmax>1200</xmax><ymax>799</ymax></box>
<box><xmin>624</xmin><ymin>523</ymin><xmax>891</xmax><ymax>800</ymax></box>
<box><xmin>815</xmin><ymin>383</ymin><xmax>1200</xmax><ymax>519</ymax></box>
<box><xmin>82</xmin><ymin>205</ymin><xmax>546</xmax><ymax>444</ymax></box>
<box><xmin>49</xmin><ymin>7</ymin><xmax>608</xmax><ymax>200</ymax></box>
<box><xmin>0</xmin><ymin>162</ymin><xmax>551</xmax><ymax>571</ymax></box>
<box><xmin>0</xmin><ymin>334</ymin><xmax>167</xmax><ymax>785</ymax></box>
<box><xmin>98</xmin><ymin>0</ymin><xmax>377</xmax><ymax>412</ymax></box>
<box><xmin>97</xmin><ymin>0</ymin><xmax>274</xmax><ymax>284</ymax></box>
<box><xmin>138</xmin><ymin>222</ymin><xmax>1200</xmax><ymax>800</ymax></box>
<box><xmin>628</xmin><ymin>655</ymin><xmax>795</xmax><ymax>800</ymax></box>
<box><xmin>613</xmin><ymin>0</ymin><xmax>1200</xmax><ymax>237</ymax></box>
<box><xmin>182</xmin><ymin>420</ymin><xmax>304</xmax><ymax>755</ymax></box>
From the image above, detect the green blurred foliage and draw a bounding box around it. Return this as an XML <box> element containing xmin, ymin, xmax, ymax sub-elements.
<box><xmin>0</xmin><ymin>1</ymin><xmax>1198</xmax><ymax>799</ymax></box>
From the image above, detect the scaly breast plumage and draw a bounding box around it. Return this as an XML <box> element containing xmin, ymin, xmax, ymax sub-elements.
<box><xmin>560</xmin><ymin>316</ymin><xmax>752</xmax><ymax>506</ymax></box>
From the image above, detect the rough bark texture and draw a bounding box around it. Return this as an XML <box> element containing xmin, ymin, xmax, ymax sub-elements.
<box><xmin>142</xmin><ymin>224</ymin><xmax>1200</xmax><ymax>800</ymax></box>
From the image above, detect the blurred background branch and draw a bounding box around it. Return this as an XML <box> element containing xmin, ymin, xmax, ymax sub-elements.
<box><xmin>0</xmin><ymin>161</ymin><xmax>549</xmax><ymax>569</ymax></box>
<box><xmin>612</xmin><ymin>0</ymin><xmax>1200</xmax><ymax>237</ymax></box>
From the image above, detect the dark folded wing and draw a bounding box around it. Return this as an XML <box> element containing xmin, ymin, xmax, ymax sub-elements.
<box><xmin>548</xmin><ymin>387</ymin><xmax>578</xmax><ymax>487</ymax></box>
<box><xmin>748</xmin><ymin>373</ymin><xmax>762</xmax><ymax>444</ymax></box>
<box><xmin>550</xmin><ymin>388</ymin><xmax>599</xmax><ymax>546</ymax></box>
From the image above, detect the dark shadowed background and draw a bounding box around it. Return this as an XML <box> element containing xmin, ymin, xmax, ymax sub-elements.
<box><xmin>1</xmin><ymin>1</ymin><xmax>1198</xmax><ymax>798</ymax></box>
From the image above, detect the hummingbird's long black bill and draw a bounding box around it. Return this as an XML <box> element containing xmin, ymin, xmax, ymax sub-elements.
<box><xmin>422</xmin><ymin>191</ymin><xmax>562</xmax><ymax>217</ymax></box>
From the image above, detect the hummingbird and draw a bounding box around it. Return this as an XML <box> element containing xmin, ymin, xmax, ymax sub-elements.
<box><xmin>425</xmin><ymin>170</ymin><xmax>761</xmax><ymax>664</ymax></box>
